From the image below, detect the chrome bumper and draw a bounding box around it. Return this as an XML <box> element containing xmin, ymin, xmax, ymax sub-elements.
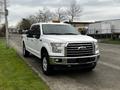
<box><xmin>49</xmin><ymin>54</ymin><xmax>100</xmax><ymax>65</ymax></box>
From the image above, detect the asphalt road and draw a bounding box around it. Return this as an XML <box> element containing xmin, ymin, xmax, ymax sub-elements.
<box><xmin>9</xmin><ymin>34</ymin><xmax>120</xmax><ymax>90</ymax></box>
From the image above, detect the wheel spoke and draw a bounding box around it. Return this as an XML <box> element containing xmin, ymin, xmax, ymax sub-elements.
<box><xmin>43</xmin><ymin>57</ymin><xmax>47</xmax><ymax>71</ymax></box>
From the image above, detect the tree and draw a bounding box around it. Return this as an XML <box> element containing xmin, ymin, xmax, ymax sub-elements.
<box><xmin>24</xmin><ymin>8</ymin><xmax>53</xmax><ymax>26</ymax></box>
<box><xmin>67</xmin><ymin>0</ymin><xmax>82</xmax><ymax>22</ymax></box>
<box><xmin>28</xmin><ymin>15</ymin><xmax>38</xmax><ymax>24</ymax></box>
<box><xmin>36</xmin><ymin>8</ymin><xmax>53</xmax><ymax>22</ymax></box>
<box><xmin>17</xmin><ymin>18</ymin><xmax>31</xmax><ymax>30</ymax></box>
<box><xmin>54</xmin><ymin>8</ymin><xmax>67</xmax><ymax>21</ymax></box>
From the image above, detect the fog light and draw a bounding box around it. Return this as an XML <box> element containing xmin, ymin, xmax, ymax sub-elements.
<box><xmin>54</xmin><ymin>59</ymin><xmax>62</xmax><ymax>63</ymax></box>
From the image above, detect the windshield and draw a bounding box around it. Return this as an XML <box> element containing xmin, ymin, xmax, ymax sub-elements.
<box><xmin>42</xmin><ymin>24</ymin><xmax>80</xmax><ymax>35</ymax></box>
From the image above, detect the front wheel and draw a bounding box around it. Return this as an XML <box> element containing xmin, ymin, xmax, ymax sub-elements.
<box><xmin>41</xmin><ymin>53</ymin><xmax>53</xmax><ymax>75</ymax></box>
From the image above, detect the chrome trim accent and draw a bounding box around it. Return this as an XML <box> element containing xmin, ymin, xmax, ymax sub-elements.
<box><xmin>51</xmin><ymin>61</ymin><xmax>97</xmax><ymax>65</ymax></box>
<box><xmin>49</xmin><ymin>54</ymin><xmax>100</xmax><ymax>65</ymax></box>
<box><xmin>66</xmin><ymin>42</ymin><xmax>95</xmax><ymax>57</ymax></box>
<box><xmin>50</xmin><ymin>54</ymin><xmax>100</xmax><ymax>59</ymax></box>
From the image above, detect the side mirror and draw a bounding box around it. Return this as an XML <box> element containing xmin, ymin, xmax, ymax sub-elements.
<box><xmin>26</xmin><ymin>30</ymin><xmax>33</xmax><ymax>38</ymax></box>
<box><xmin>27</xmin><ymin>34</ymin><xmax>33</xmax><ymax>38</ymax></box>
<box><xmin>26</xmin><ymin>30</ymin><xmax>30</xmax><ymax>34</ymax></box>
<box><xmin>33</xmin><ymin>34</ymin><xmax>40</xmax><ymax>39</ymax></box>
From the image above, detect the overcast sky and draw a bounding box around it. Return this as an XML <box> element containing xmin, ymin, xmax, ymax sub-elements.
<box><xmin>6</xmin><ymin>0</ymin><xmax>120</xmax><ymax>26</ymax></box>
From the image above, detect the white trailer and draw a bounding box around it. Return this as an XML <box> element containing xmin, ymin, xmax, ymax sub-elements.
<box><xmin>88</xmin><ymin>22</ymin><xmax>111</xmax><ymax>34</ymax></box>
<box><xmin>88</xmin><ymin>19</ymin><xmax>120</xmax><ymax>39</ymax></box>
<box><xmin>106</xmin><ymin>19</ymin><xmax>120</xmax><ymax>33</ymax></box>
<box><xmin>88</xmin><ymin>23</ymin><xmax>100</xmax><ymax>34</ymax></box>
<box><xmin>101</xmin><ymin>22</ymin><xmax>111</xmax><ymax>34</ymax></box>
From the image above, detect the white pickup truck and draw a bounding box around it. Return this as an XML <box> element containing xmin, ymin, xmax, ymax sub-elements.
<box><xmin>22</xmin><ymin>22</ymin><xmax>100</xmax><ymax>75</ymax></box>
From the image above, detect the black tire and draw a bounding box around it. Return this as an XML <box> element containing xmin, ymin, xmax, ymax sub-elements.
<box><xmin>23</xmin><ymin>43</ymin><xmax>30</xmax><ymax>57</ymax></box>
<box><xmin>41</xmin><ymin>52</ymin><xmax>53</xmax><ymax>75</ymax></box>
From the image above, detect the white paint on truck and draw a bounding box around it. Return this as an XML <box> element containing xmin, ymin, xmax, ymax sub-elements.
<box><xmin>22</xmin><ymin>22</ymin><xmax>100</xmax><ymax>75</ymax></box>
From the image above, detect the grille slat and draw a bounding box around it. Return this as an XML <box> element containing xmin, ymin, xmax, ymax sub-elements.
<box><xmin>67</xmin><ymin>46</ymin><xmax>93</xmax><ymax>49</ymax></box>
<box><xmin>66</xmin><ymin>43</ymin><xmax>94</xmax><ymax>57</ymax></box>
<box><xmin>67</xmin><ymin>51</ymin><xmax>93</xmax><ymax>54</ymax></box>
<box><xmin>67</xmin><ymin>48</ymin><xmax>93</xmax><ymax>51</ymax></box>
<box><xmin>67</xmin><ymin>44</ymin><xmax>93</xmax><ymax>47</ymax></box>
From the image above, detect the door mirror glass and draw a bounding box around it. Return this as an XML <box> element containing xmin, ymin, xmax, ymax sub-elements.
<box><xmin>26</xmin><ymin>30</ymin><xmax>34</xmax><ymax>38</ymax></box>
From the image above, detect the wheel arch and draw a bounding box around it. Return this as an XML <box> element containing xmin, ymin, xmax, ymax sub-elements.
<box><xmin>41</xmin><ymin>47</ymin><xmax>49</xmax><ymax>58</ymax></box>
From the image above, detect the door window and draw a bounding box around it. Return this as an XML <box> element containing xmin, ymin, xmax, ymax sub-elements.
<box><xmin>30</xmin><ymin>25</ymin><xmax>41</xmax><ymax>38</ymax></box>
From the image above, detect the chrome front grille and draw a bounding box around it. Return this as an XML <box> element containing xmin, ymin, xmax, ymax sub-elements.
<box><xmin>66</xmin><ymin>43</ymin><xmax>94</xmax><ymax>57</ymax></box>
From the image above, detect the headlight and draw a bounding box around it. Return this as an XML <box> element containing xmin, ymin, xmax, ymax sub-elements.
<box><xmin>94</xmin><ymin>42</ymin><xmax>98</xmax><ymax>51</ymax></box>
<box><xmin>50</xmin><ymin>43</ymin><xmax>64</xmax><ymax>53</ymax></box>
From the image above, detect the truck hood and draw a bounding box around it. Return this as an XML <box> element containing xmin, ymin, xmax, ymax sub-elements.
<box><xmin>43</xmin><ymin>35</ymin><xmax>97</xmax><ymax>43</ymax></box>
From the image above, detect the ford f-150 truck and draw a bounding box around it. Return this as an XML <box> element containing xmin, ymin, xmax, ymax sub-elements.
<box><xmin>22</xmin><ymin>22</ymin><xmax>100</xmax><ymax>75</ymax></box>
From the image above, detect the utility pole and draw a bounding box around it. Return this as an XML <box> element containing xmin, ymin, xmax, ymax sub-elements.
<box><xmin>4</xmin><ymin>0</ymin><xmax>9</xmax><ymax>48</ymax></box>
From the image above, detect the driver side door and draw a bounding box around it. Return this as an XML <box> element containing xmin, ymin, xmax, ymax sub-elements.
<box><xmin>31</xmin><ymin>25</ymin><xmax>41</xmax><ymax>57</ymax></box>
<box><xmin>27</xmin><ymin>25</ymin><xmax>36</xmax><ymax>54</ymax></box>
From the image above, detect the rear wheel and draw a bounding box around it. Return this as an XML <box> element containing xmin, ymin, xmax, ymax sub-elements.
<box><xmin>23</xmin><ymin>43</ymin><xmax>30</xmax><ymax>57</ymax></box>
<box><xmin>41</xmin><ymin>52</ymin><xmax>53</xmax><ymax>75</ymax></box>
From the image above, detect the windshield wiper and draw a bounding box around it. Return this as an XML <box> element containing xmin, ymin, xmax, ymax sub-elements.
<box><xmin>44</xmin><ymin>33</ymin><xmax>79</xmax><ymax>35</ymax></box>
<box><xmin>62</xmin><ymin>33</ymin><xmax>79</xmax><ymax>35</ymax></box>
<box><xmin>44</xmin><ymin>33</ymin><xmax>62</xmax><ymax>35</ymax></box>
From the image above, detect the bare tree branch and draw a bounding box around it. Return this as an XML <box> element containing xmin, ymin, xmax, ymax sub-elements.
<box><xmin>54</xmin><ymin>7</ymin><xmax>67</xmax><ymax>21</ymax></box>
<box><xmin>28</xmin><ymin>15</ymin><xmax>38</xmax><ymax>24</ymax></box>
<box><xmin>27</xmin><ymin>8</ymin><xmax>53</xmax><ymax>23</ymax></box>
<box><xmin>37</xmin><ymin>8</ymin><xmax>53</xmax><ymax>22</ymax></box>
<box><xmin>67</xmin><ymin>0</ymin><xmax>82</xmax><ymax>22</ymax></box>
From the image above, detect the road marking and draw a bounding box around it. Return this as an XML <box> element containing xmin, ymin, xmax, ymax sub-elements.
<box><xmin>99</xmin><ymin>61</ymin><xmax>120</xmax><ymax>70</ymax></box>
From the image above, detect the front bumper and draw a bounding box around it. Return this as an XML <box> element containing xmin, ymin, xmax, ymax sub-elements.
<box><xmin>49</xmin><ymin>54</ymin><xmax>100</xmax><ymax>65</ymax></box>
